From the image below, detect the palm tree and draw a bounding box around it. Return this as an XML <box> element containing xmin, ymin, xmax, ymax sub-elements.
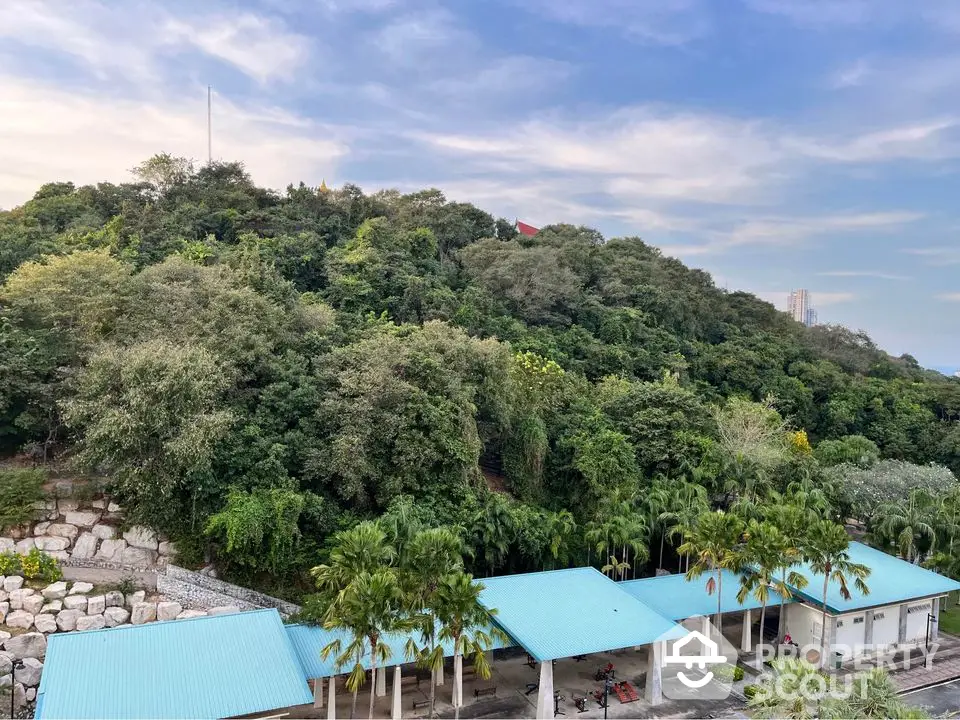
<box><xmin>470</xmin><ymin>494</ymin><xmax>515</xmax><ymax>575</ymax></box>
<box><xmin>679</xmin><ymin>510</ymin><xmax>745</xmax><ymax>637</ymax></box>
<box><xmin>646</xmin><ymin>479</ymin><xmax>673</xmax><ymax>571</ymax></box>
<box><xmin>660</xmin><ymin>481</ymin><xmax>710</xmax><ymax>572</ymax></box>
<box><xmin>873</xmin><ymin>489</ymin><xmax>938</xmax><ymax>563</ymax></box>
<box><xmin>405</xmin><ymin>527</ymin><xmax>464</xmax><ymax>718</ymax></box>
<box><xmin>738</xmin><ymin>519</ymin><xmax>811</xmax><ymax>646</ymax></box>
<box><xmin>312</xmin><ymin>522</ymin><xmax>396</xmax><ymax>605</ymax></box>
<box><xmin>434</xmin><ymin>572</ymin><xmax>509</xmax><ymax>720</ymax></box>
<box><xmin>747</xmin><ymin>658</ymin><xmax>827</xmax><ymax>719</ymax></box>
<box><xmin>321</xmin><ymin>569</ymin><xmax>409</xmax><ymax>719</ymax></box>
<box><xmin>543</xmin><ymin>509</ymin><xmax>577</xmax><ymax>570</ymax></box>
<box><xmin>803</xmin><ymin>520</ymin><xmax>870</xmax><ymax>665</ymax></box>
<box><xmin>763</xmin><ymin>502</ymin><xmax>811</xmax><ymax>640</ymax></box>
<box><xmin>821</xmin><ymin>667</ymin><xmax>929</xmax><ymax>718</ymax></box>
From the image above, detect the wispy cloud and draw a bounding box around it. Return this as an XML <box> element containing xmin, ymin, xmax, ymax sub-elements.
<box><xmin>0</xmin><ymin>76</ymin><xmax>346</xmax><ymax>209</ymax></box>
<box><xmin>786</xmin><ymin>120</ymin><xmax>959</xmax><ymax>162</ymax></box>
<box><xmin>518</xmin><ymin>0</ymin><xmax>711</xmax><ymax>45</ymax></box>
<box><xmin>818</xmin><ymin>270</ymin><xmax>910</xmax><ymax>280</ymax></box>
<box><xmin>905</xmin><ymin>247</ymin><xmax>960</xmax><ymax>264</ymax></box>
<box><xmin>938</xmin><ymin>293</ymin><xmax>960</xmax><ymax>301</ymax></box>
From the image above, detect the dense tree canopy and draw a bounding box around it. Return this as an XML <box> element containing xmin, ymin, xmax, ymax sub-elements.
<box><xmin>3</xmin><ymin>155</ymin><xmax>960</xmax><ymax>593</ymax></box>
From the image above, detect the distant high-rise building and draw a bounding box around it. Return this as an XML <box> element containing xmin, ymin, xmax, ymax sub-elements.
<box><xmin>787</xmin><ymin>289</ymin><xmax>818</xmax><ymax>327</ymax></box>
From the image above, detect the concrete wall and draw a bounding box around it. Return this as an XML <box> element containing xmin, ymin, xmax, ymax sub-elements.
<box><xmin>872</xmin><ymin>606</ymin><xmax>899</xmax><ymax>650</ymax></box>
<box><xmin>905</xmin><ymin>599</ymin><xmax>934</xmax><ymax>643</ymax></box>
<box><xmin>785</xmin><ymin>603</ymin><xmax>823</xmax><ymax>647</ymax></box>
<box><xmin>834</xmin><ymin>611</ymin><xmax>866</xmax><ymax>659</ymax></box>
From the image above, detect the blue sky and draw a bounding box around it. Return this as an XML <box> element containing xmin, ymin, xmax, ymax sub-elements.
<box><xmin>2</xmin><ymin>0</ymin><xmax>960</xmax><ymax>368</ymax></box>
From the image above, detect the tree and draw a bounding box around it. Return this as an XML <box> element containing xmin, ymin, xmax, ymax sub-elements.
<box><xmin>829</xmin><ymin>460</ymin><xmax>959</xmax><ymax>522</ymax></box>
<box><xmin>814</xmin><ymin>435</ymin><xmax>880</xmax><ymax>468</ymax></box>
<box><xmin>737</xmin><ymin>520</ymin><xmax>806</xmax><ymax>648</ymax></box>
<box><xmin>661</xmin><ymin>482</ymin><xmax>710</xmax><ymax>572</ymax></box>
<box><xmin>802</xmin><ymin>520</ymin><xmax>870</xmax><ymax>664</ymax></box>
<box><xmin>872</xmin><ymin>489</ymin><xmax>938</xmax><ymax>563</ymax></box>
<box><xmin>404</xmin><ymin>527</ymin><xmax>464</xmax><ymax>718</ymax></box>
<box><xmin>61</xmin><ymin>339</ymin><xmax>233</xmax><ymax>535</ymax></box>
<box><xmin>543</xmin><ymin>509</ymin><xmax>577</xmax><ymax>570</ymax></box>
<box><xmin>320</xmin><ymin>569</ymin><xmax>409</xmax><ymax>720</ymax></box>
<box><xmin>434</xmin><ymin>572</ymin><xmax>506</xmax><ymax>720</ymax></box>
<box><xmin>763</xmin><ymin>503</ymin><xmax>811</xmax><ymax>640</ymax></box>
<box><xmin>679</xmin><ymin>511</ymin><xmax>745</xmax><ymax>637</ymax></box>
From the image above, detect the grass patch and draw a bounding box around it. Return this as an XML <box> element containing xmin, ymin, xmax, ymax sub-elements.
<box><xmin>937</xmin><ymin>592</ymin><xmax>960</xmax><ymax>636</ymax></box>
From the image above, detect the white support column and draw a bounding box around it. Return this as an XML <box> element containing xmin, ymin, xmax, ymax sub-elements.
<box><xmin>645</xmin><ymin>642</ymin><xmax>663</xmax><ymax>706</ymax></box>
<box><xmin>376</xmin><ymin>666</ymin><xmax>387</xmax><ymax>697</ymax></box>
<box><xmin>898</xmin><ymin>605</ymin><xmax>909</xmax><ymax>645</ymax></box>
<box><xmin>391</xmin><ymin>666</ymin><xmax>402</xmax><ymax>720</ymax></box>
<box><xmin>327</xmin><ymin>676</ymin><xmax>337</xmax><ymax>720</ymax></box>
<box><xmin>702</xmin><ymin>615</ymin><xmax>711</xmax><ymax>641</ymax></box>
<box><xmin>933</xmin><ymin>599</ymin><xmax>941</xmax><ymax>642</ymax></box>
<box><xmin>313</xmin><ymin>677</ymin><xmax>324</xmax><ymax>708</ymax></box>
<box><xmin>453</xmin><ymin>654</ymin><xmax>464</xmax><ymax>709</ymax></box>
<box><xmin>535</xmin><ymin>661</ymin><xmax>555</xmax><ymax>720</ymax></box>
<box><xmin>434</xmin><ymin>663</ymin><xmax>445</xmax><ymax>686</ymax></box>
<box><xmin>741</xmin><ymin>609</ymin><xmax>752</xmax><ymax>653</ymax></box>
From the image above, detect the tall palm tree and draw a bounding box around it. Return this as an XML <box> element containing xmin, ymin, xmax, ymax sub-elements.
<box><xmin>312</xmin><ymin>522</ymin><xmax>396</xmax><ymax>602</ymax></box>
<box><xmin>405</xmin><ymin>527</ymin><xmax>464</xmax><ymax>718</ymax></box>
<box><xmin>803</xmin><ymin>520</ymin><xmax>870</xmax><ymax>665</ymax></box>
<box><xmin>471</xmin><ymin>494</ymin><xmax>515</xmax><ymax>575</ymax></box>
<box><xmin>543</xmin><ymin>509</ymin><xmax>577</xmax><ymax>570</ymax></box>
<box><xmin>321</xmin><ymin>569</ymin><xmax>409</xmax><ymax>719</ymax></box>
<box><xmin>661</xmin><ymin>481</ymin><xmax>710</xmax><ymax>572</ymax></box>
<box><xmin>679</xmin><ymin>510</ymin><xmax>745</xmax><ymax>637</ymax></box>
<box><xmin>763</xmin><ymin>502</ymin><xmax>811</xmax><ymax>640</ymax></box>
<box><xmin>646</xmin><ymin>479</ymin><xmax>673</xmax><ymax>571</ymax></box>
<box><xmin>434</xmin><ymin>572</ymin><xmax>509</xmax><ymax>720</ymax></box>
<box><xmin>737</xmin><ymin>520</ymin><xmax>807</xmax><ymax>647</ymax></box>
<box><xmin>873</xmin><ymin>489</ymin><xmax>938</xmax><ymax>563</ymax></box>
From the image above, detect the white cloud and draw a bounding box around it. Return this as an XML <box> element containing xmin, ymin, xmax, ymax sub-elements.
<box><xmin>787</xmin><ymin>120</ymin><xmax>959</xmax><ymax>162</ymax></box>
<box><xmin>939</xmin><ymin>293</ymin><xmax>960</xmax><ymax>301</ymax></box>
<box><xmin>0</xmin><ymin>76</ymin><xmax>346</xmax><ymax>209</ymax></box>
<box><xmin>744</xmin><ymin>0</ymin><xmax>878</xmax><ymax>27</ymax></box>
<box><xmin>830</xmin><ymin>59</ymin><xmax>872</xmax><ymax>88</ymax></box>
<box><xmin>906</xmin><ymin>247</ymin><xmax>960</xmax><ymax>264</ymax></box>
<box><xmin>818</xmin><ymin>270</ymin><xmax>910</xmax><ymax>280</ymax></box>
<box><xmin>162</xmin><ymin>13</ymin><xmax>311</xmax><ymax>84</ymax></box>
<box><xmin>0</xmin><ymin>0</ymin><xmax>311</xmax><ymax>85</ymax></box>
<box><xmin>521</xmin><ymin>0</ymin><xmax>710</xmax><ymax>45</ymax></box>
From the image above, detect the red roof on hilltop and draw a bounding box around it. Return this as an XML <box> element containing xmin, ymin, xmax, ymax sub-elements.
<box><xmin>516</xmin><ymin>220</ymin><xmax>539</xmax><ymax>237</ymax></box>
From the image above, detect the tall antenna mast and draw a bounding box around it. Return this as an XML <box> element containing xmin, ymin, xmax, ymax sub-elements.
<box><xmin>207</xmin><ymin>85</ymin><xmax>212</xmax><ymax>164</ymax></box>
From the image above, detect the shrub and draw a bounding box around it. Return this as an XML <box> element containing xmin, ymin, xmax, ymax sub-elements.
<box><xmin>0</xmin><ymin>469</ymin><xmax>46</xmax><ymax>531</ymax></box>
<box><xmin>743</xmin><ymin>684</ymin><xmax>759</xmax><ymax>699</ymax></box>
<box><xmin>734</xmin><ymin>665</ymin><xmax>745</xmax><ymax>682</ymax></box>
<box><xmin>0</xmin><ymin>548</ymin><xmax>62</xmax><ymax>583</ymax></box>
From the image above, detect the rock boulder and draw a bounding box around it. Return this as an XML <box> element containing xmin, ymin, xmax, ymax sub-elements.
<box><xmin>91</xmin><ymin>524</ymin><xmax>115</xmax><ymax>540</ymax></box>
<box><xmin>34</xmin><ymin>536</ymin><xmax>70</xmax><ymax>552</ymax></box>
<box><xmin>46</xmin><ymin>524</ymin><xmax>79</xmax><ymax>541</ymax></box>
<box><xmin>157</xmin><ymin>601</ymin><xmax>182</xmax><ymax>621</ymax></box>
<box><xmin>22</xmin><ymin>595</ymin><xmax>44</xmax><ymax>615</ymax></box>
<box><xmin>121</xmin><ymin>546</ymin><xmax>157</xmax><ymax>567</ymax></box>
<box><xmin>104</xmin><ymin>606</ymin><xmax>130</xmax><ymax>627</ymax></box>
<box><xmin>123</xmin><ymin>526</ymin><xmax>158</xmax><ymax>550</ymax></box>
<box><xmin>55</xmin><ymin>609</ymin><xmax>82</xmax><ymax>632</ymax></box>
<box><xmin>69</xmin><ymin>582</ymin><xmax>93</xmax><ymax>595</ymax></box>
<box><xmin>8</xmin><ymin>588</ymin><xmax>34</xmax><ymax>610</ymax></box>
<box><xmin>5</xmin><ymin>610</ymin><xmax>33</xmax><ymax>629</ymax></box>
<box><xmin>131</xmin><ymin>602</ymin><xmax>157</xmax><ymax>625</ymax></box>
<box><xmin>33</xmin><ymin>614</ymin><xmax>57</xmax><ymax>634</ymax></box>
<box><xmin>4</xmin><ymin>632</ymin><xmax>46</xmax><ymax>659</ymax></box>
<box><xmin>95</xmin><ymin>538</ymin><xmax>126</xmax><ymax>562</ymax></box>
<box><xmin>76</xmin><ymin>614</ymin><xmax>105</xmax><ymax>631</ymax></box>
<box><xmin>86</xmin><ymin>595</ymin><xmax>105</xmax><ymax>615</ymax></box>
<box><xmin>15</xmin><ymin>657</ymin><xmax>43</xmax><ymax>687</ymax></box>
<box><xmin>64</xmin><ymin>511</ymin><xmax>100</xmax><ymax>528</ymax></box>
<box><xmin>41</xmin><ymin>581</ymin><xmax>68</xmax><ymax>600</ymax></box>
<box><xmin>63</xmin><ymin>595</ymin><xmax>87</xmax><ymax>611</ymax></box>
<box><xmin>1</xmin><ymin>576</ymin><xmax>21</xmax><ymax>592</ymax></box>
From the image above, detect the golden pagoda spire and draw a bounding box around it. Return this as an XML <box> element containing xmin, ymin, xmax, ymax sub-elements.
<box><xmin>319</xmin><ymin>178</ymin><xmax>330</xmax><ymax>194</ymax></box>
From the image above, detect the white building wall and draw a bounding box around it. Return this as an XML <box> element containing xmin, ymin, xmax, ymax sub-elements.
<box><xmin>834</xmin><ymin>611</ymin><xmax>866</xmax><ymax>659</ymax></box>
<box><xmin>871</xmin><ymin>606</ymin><xmax>899</xmax><ymax>650</ymax></box>
<box><xmin>785</xmin><ymin>603</ymin><xmax>823</xmax><ymax>647</ymax></box>
<box><xmin>905</xmin><ymin>600</ymin><xmax>934</xmax><ymax>644</ymax></box>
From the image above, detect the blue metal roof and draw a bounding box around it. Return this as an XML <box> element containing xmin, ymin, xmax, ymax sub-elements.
<box><xmin>620</xmin><ymin>569</ymin><xmax>795</xmax><ymax>621</ymax></box>
<box><xmin>478</xmin><ymin>567</ymin><xmax>686</xmax><ymax>662</ymax></box>
<box><xmin>286</xmin><ymin>622</ymin><xmax>515</xmax><ymax>679</ymax></box>
<box><xmin>787</xmin><ymin>541</ymin><xmax>960</xmax><ymax>614</ymax></box>
<box><xmin>36</xmin><ymin>609</ymin><xmax>312</xmax><ymax>720</ymax></box>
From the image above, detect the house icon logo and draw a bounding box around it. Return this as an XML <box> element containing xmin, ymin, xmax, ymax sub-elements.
<box><xmin>663</xmin><ymin>630</ymin><xmax>727</xmax><ymax>688</ymax></box>
<box><xmin>658</xmin><ymin>616</ymin><xmax>737</xmax><ymax>701</ymax></box>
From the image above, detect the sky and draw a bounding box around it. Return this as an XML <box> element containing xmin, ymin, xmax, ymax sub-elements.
<box><xmin>2</xmin><ymin>0</ymin><xmax>960</xmax><ymax>369</ymax></box>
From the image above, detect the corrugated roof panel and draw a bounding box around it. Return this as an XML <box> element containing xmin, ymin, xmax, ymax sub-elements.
<box><xmin>479</xmin><ymin>567</ymin><xmax>686</xmax><ymax>661</ymax></box>
<box><xmin>36</xmin><ymin>608</ymin><xmax>312</xmax><ymax>719</ymax></box>
<box><xmin>286</xmin><ymin>621</ymin><xmax>516</xmax><ymax>679</ymax></box>
<box><xmin>789</xmin><ymin>541</ymin><xmax>960</xmax><ymax>613</ymax></box>
<box><xmin>620</xmin><ymin>569</ymin><xmax>795</xmax><ymax>621</ymax></box>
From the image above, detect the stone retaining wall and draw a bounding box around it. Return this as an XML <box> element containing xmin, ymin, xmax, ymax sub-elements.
<box><xmin>158</xmin><ymin>565</ymin><xmax>300</xmax><ymax>617</ymax></box>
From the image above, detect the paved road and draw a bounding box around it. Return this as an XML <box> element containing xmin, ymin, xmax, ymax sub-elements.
<box><xmin>902</xmin><ymin>678</ymin><xmax>960</xmax><ymax>717</ymax></box>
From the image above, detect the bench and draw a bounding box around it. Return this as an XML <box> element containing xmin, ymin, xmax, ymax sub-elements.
<box><xmin>412</xmin><ymin>699</ymin><xmax>431</xmax><ymax>710</ymax></box>
<box><xmin>474</xmin><ymin>685</ymin><xmax>497</xmax><ymax>699</ymax></box>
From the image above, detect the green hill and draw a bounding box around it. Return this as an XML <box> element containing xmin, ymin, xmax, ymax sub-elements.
<box><xmin>2</xmin><ymin>155</ymin><xmax>958</xmax><ymax>593</ymax></box>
